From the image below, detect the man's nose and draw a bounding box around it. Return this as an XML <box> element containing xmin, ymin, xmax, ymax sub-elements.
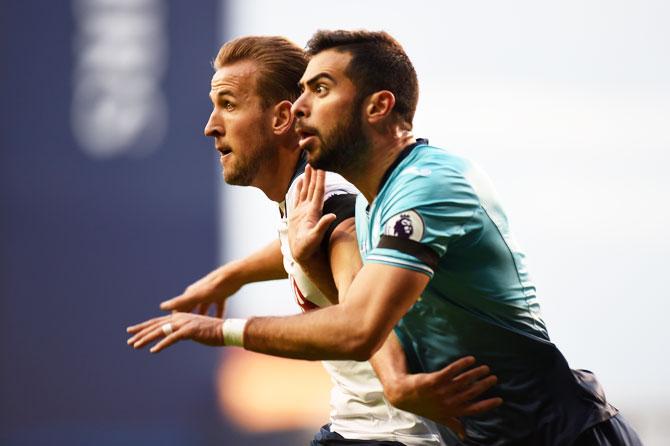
<box><xmin>291</xmin><ymin>93</ymin><xmax>309</xmax><ymax>118</ymax></box>
<box><xmin>204</xmin><ymin>110</ymin><xmax>223</xmax><ymax>137</ymax></box>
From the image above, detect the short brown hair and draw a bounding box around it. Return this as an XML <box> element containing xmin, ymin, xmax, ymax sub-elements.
<box><xmin>214</xmin><ymin>36</ymin><xmax>307</xmax><ymax>107</ymax></box>
<box><xmin>306</xmin><ymin>30</ymin><xmax>419</xmax><ymax>125</ymax></box>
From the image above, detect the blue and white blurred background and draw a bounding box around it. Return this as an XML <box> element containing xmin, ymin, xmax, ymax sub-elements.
<box><xmin>1</xmin><ymin>0</ymin><xmax>668</xmax><ymax>444</ymax></box>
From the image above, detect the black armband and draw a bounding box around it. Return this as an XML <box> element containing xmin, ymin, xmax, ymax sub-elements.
<box><xmin>377</xmin><ymin>235</ymin><xmax>440</xmax><ymax>271</ymax></box>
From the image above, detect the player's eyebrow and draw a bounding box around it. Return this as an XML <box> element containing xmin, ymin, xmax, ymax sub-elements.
<box><xmin>209</xmin><ymin>89</ymin><xmax>236</xmax><ymax>101</ymax></box>
<box><xmin>211</xmin><ymin>89</ymin><xmax>235</xmax><ymax>98</ymax></box>
<box><xmin>301</xmin><ymin>72</ymin><xmax>336</xmax><ymax>91</ymax></box>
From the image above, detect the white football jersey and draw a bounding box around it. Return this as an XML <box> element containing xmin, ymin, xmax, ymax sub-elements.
<box><xmin>277</xmin><ymin>170</ymin><xmax>444</xmax><ymax>445</ymax></box>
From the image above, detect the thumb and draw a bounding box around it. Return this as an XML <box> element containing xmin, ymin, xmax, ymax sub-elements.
<box><xmin>160</xmin><ymin>297</ymin><xmax>178</xmax><ymax>311</ymax></box>
<box><xmin>313</xmin><ymin>213</ymin><xmax>337</xmax><ymax>238</ymax></box>
<box><xmin>161</xmin><ymin>294</ymin><xmax>195</xmax><ymax>312</ymax></box>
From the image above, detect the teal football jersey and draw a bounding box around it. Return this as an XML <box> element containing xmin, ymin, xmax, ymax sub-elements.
<box><xmin>355</xmin><ymin>140</ymin><xmax>615</xmax><ymax>444</ymax></box>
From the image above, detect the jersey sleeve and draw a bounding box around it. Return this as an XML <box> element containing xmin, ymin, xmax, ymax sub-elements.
<box><xmin>366</xmin><ymin>162</ymin><xmax>481</xmax><ymax>277</ymax></box>
<box><xmin>320</xmin><ymin>172</ymin><xmax>359</xmax><ymax>250</ymax></box>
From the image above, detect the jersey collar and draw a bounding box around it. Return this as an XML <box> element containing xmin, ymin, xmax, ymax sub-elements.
<box><xmin>279</xmin><ymin>150</ymin><xmax>308</xmax><ymax>217</ymax></box>
<box><xmin>377</xmin><ymin>138</ymin><xmax>428</xmax><ymax>195</ymax></box>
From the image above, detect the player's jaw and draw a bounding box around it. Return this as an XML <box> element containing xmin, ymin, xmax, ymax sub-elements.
<box><xmin>215</xmin><ymin>138</ymin><xmax>268</xmax><ymax>186</ymax></box>
<box><xmin>298</xmin><ymin>108</ymin><xmax>370</xmax><ymax>175</ymax></box>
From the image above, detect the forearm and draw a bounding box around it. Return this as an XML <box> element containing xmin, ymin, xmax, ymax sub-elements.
<box><xmin>230</xmin><ymin>239</ymin><xmax>287</xmax><ymax>285</ymax></box>
<box><xmin>243</xmin><ymin>303</ymin><xmax>377</xmax><ymax>360</ymax></box>
<box><xmin>244</xmin><ymin>288</ymin><xmax>392</xmax><ymax>361</ymax></box>
<box><xmin>161</xmin><ymin>239</ymin><xmax>288</xmax><ymax>313</ymax></box>
<box><xmin>294</xmin><ymin>250</ymin><xmax>339</xmax><ymax>304</ymax></box>
<box><xmin>368</xmin><ymin>331</ymin><xmax>416</xmax><ymax>406</ymax></box>
<box><xmin>242</xmin><ymin>264</ymin><xmax>423</xmax><ymax>361</ymax></box>
<box><xmin>293</xmin><ymin>218</ymin><xmax>361</xmax><ymax>304</ymax></box>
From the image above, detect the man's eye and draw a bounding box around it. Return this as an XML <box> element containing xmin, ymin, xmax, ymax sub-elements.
<box><xmin>223</xmin><ymin>101</ymin><xmax>235</xmax><ymax>111</ymax></box>
<box><xmin>315</xmin><ymin>84</ymin><xmax>328</xmax><ymax>95</ymax></box>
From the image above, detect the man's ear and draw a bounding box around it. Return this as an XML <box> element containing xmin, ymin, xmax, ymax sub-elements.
<box><xmin>272</xmin><ymin>100</ymin><xmax>294</xmax><ymax>135</ymax></box>
<box><xmin>364</xmin><ymin>90</ymin><xmax>396</xmax><ymax>124</ymax></box>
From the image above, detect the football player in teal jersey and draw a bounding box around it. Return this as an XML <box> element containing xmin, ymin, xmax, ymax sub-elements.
<box><xmin>129</xmin><ymin>30</ymin><xmax>641</xmax><ymax>445</ymax></box>
<box><xmin>128</xmin><ymin>34</ymin><xmax>503</xmax><ymax>445</ymax></box>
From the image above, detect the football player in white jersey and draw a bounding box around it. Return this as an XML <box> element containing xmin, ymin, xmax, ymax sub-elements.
<box><xmin>128</xmin><ymin>36</ymin><xmax>501</xmax><ymax>445</ymax></box>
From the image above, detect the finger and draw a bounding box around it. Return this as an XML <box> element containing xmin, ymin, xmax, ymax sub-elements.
<box><xmin>127</xmin><ymin>321</ymin><xmax>164</xmax><ymax>345</ymax></box>
<box><xmin>293</xmin><ymin>177</ymin><xmax>305</xmax><ymax>207</ymax></box>
<box><xmin>311</xmin><ymin>169</ymin><xmax>327</xmax><ymax>204</ymax></box>
<box><xmin>150</xmin><ymin>330</ymin><xmax>184</xmax><ymax>354</ymax></box>
<box><xmin>130</xmin><ymin>314</ymin><xmax>187</xmax><ymax>347</ymax></box>
<box><xmin>126</xmin><ymin>315</ymin><xmax>170</xmax><ymax>334</ymax></box>
<box><xmin>453</xmin><ymin>364</ymin><xmax>491</xmax><ymax>385</ymax></box>
<box><xmin>431</xmin><ymin>356</ymin><xmax>477</xmax><ymax>381</ymax></box>
<box><xmin>216</xmin><ymin>301</ymin><xmax>224</xmax><ymax>319</ymax></box>
<box><xmin>160</xmin><ymin>294</ymin><xmax>198</xmax><ymax>312</ymax></box>
<box><xmin>461</xmin><ymin>396</ymin><xmax>504</xmax><ymax>416</ymax></box>
<box><xmin>459</xmin><ymin>375</ymin><xmax>499</xmax><ymax>403</ymax></box>
<box><xmin>312</xmin><ymin>213</ymin><xmax>337</xmax><ymax>238</ymax></box>
<box><xmin>301</xmin><ymin>165</ymin><xmax>312</xmax><ymax>202</ymax></box>
<box><xmin>440</xmin><ymin>365</ymin><xmax>492</xmax><ymax>399</ymax></box>
<box><xmin>132</xmin><ymin>324</ymin><xmax>170</xmax><ymax>349</ymax></box>
<box><xmin>306</xmin><ymin>165</ymin><xmax>316</xmax><ymax>202</ymax></box>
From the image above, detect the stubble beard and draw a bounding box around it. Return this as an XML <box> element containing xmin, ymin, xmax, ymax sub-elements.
<box><xmin>222</xmin><ymin>135</ymin><xmax>275</xmax><ymax>187</ymax></box>
<box><xmin>308</xmin><ymin>102</ymin><xmax>370</xmax><ymax>177</ymax></box>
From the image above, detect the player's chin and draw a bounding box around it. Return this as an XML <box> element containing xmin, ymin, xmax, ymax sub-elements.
<box><xmin>298</xmin><ymin>133</ymin><xmax>320</xmax><ymax>151</ymax></box>
<box><xmin>307</xmin><ymin>156</ymin><xmax>325</xmax><ymax>172</ymax></box>
<box><xmin>304</xmin><ymin>145</ymin><xmax>322</xmax><ymax>164</ymax></box>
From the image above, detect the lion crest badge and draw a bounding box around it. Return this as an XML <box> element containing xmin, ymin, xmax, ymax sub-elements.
<box><xmin>384</xmin><ymin>210</ymin><xmax>424</xmax><ymax>241</ymax></box>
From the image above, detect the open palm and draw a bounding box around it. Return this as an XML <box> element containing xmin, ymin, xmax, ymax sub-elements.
<box><xmin>288</xmin><ymin>165</ymin><xmax>336</xmax><ymax>263</ymax></box>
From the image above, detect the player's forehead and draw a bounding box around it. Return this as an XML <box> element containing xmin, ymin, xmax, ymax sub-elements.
<box><xmin>300</xmin><ymin>49</ymin><xmax>353</xmax><ymax>86</ymax></box>
<box><xmin>210</xmin><ymin>59</ymin><xmax>259</xmax><ymax>96</ymax></box>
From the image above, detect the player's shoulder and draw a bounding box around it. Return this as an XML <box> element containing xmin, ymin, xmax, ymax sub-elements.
<box><xmin>382</xmin><ymin>144</ymin><xmax>473</xmax><ymax>197</ymax></box>
<box><xmin>403</xmin><ymin>143</ymin><xmax>471</xmax><ymax>177</ymax></box>
<box><xmin>323</xmin><ymin>171</ymin><xmax>359</xmax><ymax>200</ymax></box>
<box><xmin>373</xmin><ymin>144</ymin><xmax>485</xmax><ymax>224</ymax></box>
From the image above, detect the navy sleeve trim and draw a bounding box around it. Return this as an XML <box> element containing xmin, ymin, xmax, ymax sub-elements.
<box><xmin>321</xmin><ymin>193</ymin><xmax>357</xmax><ymax>251</ymax></box>
<box><xmin>377</xmin><ymin>235</ymin><xmax>440</xmax><ymax>270</ymax></box>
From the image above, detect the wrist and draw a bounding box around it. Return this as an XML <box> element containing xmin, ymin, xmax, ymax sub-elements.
<box><xmin>217</xmin><ymin>260</ymin><xmax>245</xmax><ymax>289</ymax></box>
<box><xmin>383</xmin><ymin>374</ymin><xmax>417</xmax><ymax>408</ymax></box>
<box><xmin>294</xmin><ymin>247</ymin><xmax>326</xmax><ymax>268</ymax></box>
<box><xmin>221</xmin><ymin>318</ymin><xmax>247</xmax><ymax>347</ymax></box>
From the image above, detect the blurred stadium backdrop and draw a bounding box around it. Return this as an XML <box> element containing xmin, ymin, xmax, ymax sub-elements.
<box><xmin>1</xmin><ymin>0</ymin><xmax>668</xmax><ymax>445</ymax></box>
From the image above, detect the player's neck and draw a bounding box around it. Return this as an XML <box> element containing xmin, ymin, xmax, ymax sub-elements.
<box><xmin>254</xmin><ymin>142</ymin><xmax>302</xmax><ymax>202</ymax></box>
<box><xmin>350</xmin><ymin>130</ymin><xmax>415</xmax><ymax>203</ymax></box>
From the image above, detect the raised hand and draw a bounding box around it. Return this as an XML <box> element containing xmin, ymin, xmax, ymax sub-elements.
<box><xmin>159</xmin><ymin>239</ymin><xmax>287</xmax><ymax>317</ymax></box>
<box><xmin>126</xmin><ymin>312</ymin><xmax>225</xmax><ymax>353</ymax></box>
<box><xmin>159</xmin><ymin>265</ymin><xmax>241</xmax><ymax>318</ymax></box>
<box><xmin>288</xmin><ymin>165</ymin><xmax>337</xmax><ymax>263</ymax></box>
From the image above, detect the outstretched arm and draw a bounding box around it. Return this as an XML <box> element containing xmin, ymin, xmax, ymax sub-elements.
<box><xmin>161</xmin><ymin>238</ymin><xmax>286</xmax><ymax>316</ymax></box>
<box><xmin>129</xmin><ymin>170</ymin><xmax>424</xmax><ymax>359</ymax></box>
<box><xmin>128</xmin><ymin>170</ymin><xmax>424</xmax><ymax>358</ymax></box>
